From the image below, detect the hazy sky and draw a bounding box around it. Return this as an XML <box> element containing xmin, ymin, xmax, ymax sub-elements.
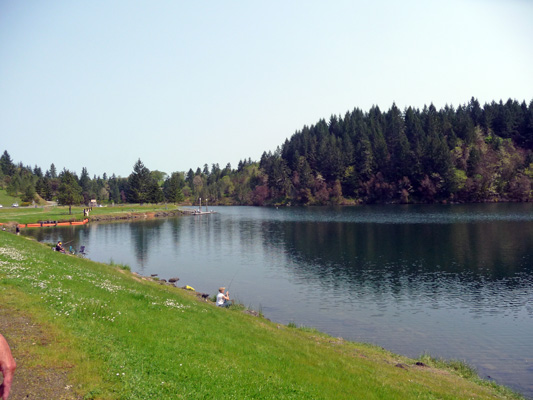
<box><xmin>1</xmin><ymin>0</ymin><xmax>532</xmax><ymax>178</ymax></box>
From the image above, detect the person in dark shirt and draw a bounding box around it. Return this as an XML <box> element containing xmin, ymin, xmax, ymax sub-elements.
<box><xmin>55</xmin><ymin>241</ymin><xmax>65</xmax><ymax>253</ymax></box>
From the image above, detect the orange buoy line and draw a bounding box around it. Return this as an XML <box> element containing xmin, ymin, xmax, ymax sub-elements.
<box><xmin>8</xmin><ymin>219</ymin><xmax>89</xmax><ymax>229</ymax></box>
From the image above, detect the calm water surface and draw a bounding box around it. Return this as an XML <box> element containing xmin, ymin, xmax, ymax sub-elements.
<box><xmin>25</xmin><ymin>204</ymin><xmax>533</xmax><ymax>398</ymax></box>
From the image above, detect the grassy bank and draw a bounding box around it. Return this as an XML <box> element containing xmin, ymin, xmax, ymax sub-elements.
<box><xmin>0</xmin><ymin>232</ymin><xmax>523</xmax><ymax>399</ymax></box>
<box><xmin>0</xmin><ymin>204</ymin><xmax>184</xmax><ymax>225</ymax></box>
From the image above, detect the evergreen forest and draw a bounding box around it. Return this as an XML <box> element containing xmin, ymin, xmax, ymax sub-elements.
<box><xmin>1</xmin><ymin>97</ymin><xmax>532</xmax><ymax>207</ymax></box>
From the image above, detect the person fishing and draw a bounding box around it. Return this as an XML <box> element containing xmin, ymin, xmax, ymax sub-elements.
<box><xmin>216</xmin><ymin>287</ymin><xmax>232</xmax><ymax>307</ymax></box>
<box><xmin>55</xmin><ymin>241</ymin><xmax>65</xmax><ymax>253</ymax></box>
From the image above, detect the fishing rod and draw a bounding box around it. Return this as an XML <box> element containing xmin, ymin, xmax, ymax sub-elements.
<box><xmin>226</xmin><ymin>264</ymin><xmax>243</xmax><ymax>292</ymax></box>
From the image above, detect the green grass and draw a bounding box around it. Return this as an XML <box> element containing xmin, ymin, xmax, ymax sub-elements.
<box><xmin>0</xmin><ymin>203</ymin><xmax>181</xmax><ymax>225</ymax></box>
<box><xmin>0</xmin><ymin>232</ymin><xmax>524</xmax><ymax>399</ymax></box>
<box><xmin>0</xmin><ymin>205</ymin><xmax>78</xmax><ymax>224</ymax></box>
<box><xmin>79</xmin><ymin>203</ymin><xmax>180</xmax><ymax>220</ymax></box>
<box><xmin>0</xmin><ymin>188</ymin><xmax>21</xmax><ymax>208</ymax></box>
<box><xmin>109</xmin><ymin>259</ymin><xmax>131</xmax><ymax>271</ymax></box>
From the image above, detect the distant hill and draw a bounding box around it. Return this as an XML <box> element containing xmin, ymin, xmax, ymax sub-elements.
<box><xmin>256</xmin><ymin>98</ymin><xmax>533</xmax><ymax>205</ymax></box>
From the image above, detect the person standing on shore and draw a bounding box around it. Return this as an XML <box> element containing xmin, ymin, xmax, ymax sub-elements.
<box><xmin>0</xmin><ymin>333</ymin><xmax>16</xmax><ymax>400</ymax></box>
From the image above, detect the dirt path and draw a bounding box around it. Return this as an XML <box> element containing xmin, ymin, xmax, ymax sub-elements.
<box><xmin>0</xmin><ymin>307</ymin><xmax>81</xmax><ymax>400</ymax></box>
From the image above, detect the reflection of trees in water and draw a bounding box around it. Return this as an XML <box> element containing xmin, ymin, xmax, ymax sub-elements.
<box><xmin>167</xmin><ymin>218</ymin><xmax>183</xmax><ymax>247</ymax></box>
<box><xmin>129</xmin><ymin>220</ymin><xmax>165</xmax><ymax>270</ymax></box>
<box><xmin>274</xmin><ymin>220</ymin><xmax>532</xmax><ymax>278</ymax></box>
<box><xmin>23</xmin><ymin>226</ymin><xmax>84</xmax><ymax>250</ymax></box>
<box><xmin>261</xmin><ymin>220</ymin><xmax>533</xmax><ymax>311</ymax></box>
<box><xmin>23</xmin><ymin>219</ymin><xmax>169</xmax><ymax>271</ymax></box>
<box><xmin>76</xmin><ymin>226</ymin><xmax>92</xmax><ymax>251</ymax></box>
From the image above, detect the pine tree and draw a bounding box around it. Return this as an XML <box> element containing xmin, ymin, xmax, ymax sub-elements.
<box><xmin>164</xmin><ymin>173</ymin><xmax>184</xmax><ymax>204</ymax></box>
<box><xmin>128</xmin><ymin>159</ymin><xmax>152</xmax><ymax>204</ymax></box>
<box><xmin>385</xmin><ymin>103</ymin><xmax>411</xmax><ymax>181</ymax></box>
<box><xmin>0</xmin><ymin>151</ymin><xmax>15</xmax><ymax>176</ymax></box>
<box><xmin>108</xmin><ymin>175</ymin><xmax>121</xmax><ymax>203</ymax></box>
<box><xmin>79</xmin><ymin>167</ymin><xmax>91</xmax><ymax>203</ymax></box>
<box><xmin>57</xmin><ymin>170</ymin><xmax>82</xmax><ymax>214</ymax></box>
<box><xmin>49</xmin><ymin>163</ymin><xmax>57</xmax><ymax>179</ymax></box>
<box><xmin>148</xmin><ymin>180</ymin><xmax>164</xmax><ymax>203</ymax></box>
<box><xmin>33</xmin><ymin>166</ymin><xmax>43</xmax><ymax>178</ymax></box>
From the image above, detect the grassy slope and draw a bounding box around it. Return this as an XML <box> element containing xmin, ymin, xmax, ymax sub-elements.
<box><xmin>0</xmin><ymin>188</ymin><xmax>20</xmax><ymax>208</ymax></box>
<box><xmin>0</xmin><ymin>232</ymin><xmax>523</xmax><ymax>400</ymax></box>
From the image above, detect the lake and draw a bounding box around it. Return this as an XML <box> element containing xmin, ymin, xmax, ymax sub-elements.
<box><xmin>24</xmin><ymin>203</ymin><xmax>533</xmax><ymax>398</ymax></box>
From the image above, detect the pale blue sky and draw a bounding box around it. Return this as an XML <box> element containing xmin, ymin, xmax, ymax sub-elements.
<box><xmin>1</xmin><ymin>0</ymin><xmax>532</xmax><ymax>178</ymax></box>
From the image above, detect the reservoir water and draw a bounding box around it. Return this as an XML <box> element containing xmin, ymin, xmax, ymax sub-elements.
<box><xmin>24</xmin><ymin>204</ymin><xmax>533</xmax><ymax>398</ymax></box>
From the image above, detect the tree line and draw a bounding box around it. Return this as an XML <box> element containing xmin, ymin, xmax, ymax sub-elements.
<box><xmin>260</xmin><ymin>97</ymin><xmax>533</xmax><ymax>204</ymax></box>
<box><xmin>1</xmin><ymin>97</ymin><xmax>532</xmax><ymax>208</ymax></box>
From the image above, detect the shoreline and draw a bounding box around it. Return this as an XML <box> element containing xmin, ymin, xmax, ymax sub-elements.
<box><xmin>88</xmin><ymin>209</ymin><xmax>189</xmax><ymax>222</ymax></box>
<box><xmin>1</xmin><ymin>207</ymin><xmax>201</xmax><ymax>229</ymax></box>
<box><xmin>0</xmin><ymin>230</ymin><xmax>526</xmax><ymax>399</ymax></box>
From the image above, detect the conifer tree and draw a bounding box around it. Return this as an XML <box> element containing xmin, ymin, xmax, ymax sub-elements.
<box><xmin>164</xmin><ymin>172</ymin><xmax>184</xmax><ymax>204</ymax></box>
<box><xmin>57</xmin><ymin>170</ymin><xmax>82</xmax><ymax>214</ymax></box>
<box><xmin>0</xmin><ymin>151</ymin><xmax>15</xmax><ymax>176</ymax></box>
<box><xmin>128</xmin><ymin>159</ymin><xmax>153</xmax><ymax>204</ymax></box>
<box><xmin>49</xmin><ymin>163</ymin><xmax>57</xmax><ymax>179</ymax></box>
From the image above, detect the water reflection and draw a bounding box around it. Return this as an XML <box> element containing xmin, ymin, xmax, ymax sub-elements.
<box><xmin>273</xmin><ymin>218</ymin><xmax>532</xmax><ymax>278</ymax></box>
<box><xmin>21</xmin><ymin>205</ymin><xmax>533</xmax><ymax>398</ymax></box>
<box><xmin>264</xmin><ymin>219</ymin><xmax>533</xmax><ymax>318</ymax></box>
<box><xmin>128</xmin><ymin>219</ymin><xmax>165</xmax><ymax>270</ymax></box>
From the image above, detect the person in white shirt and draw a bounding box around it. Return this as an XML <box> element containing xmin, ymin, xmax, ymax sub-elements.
<box><xmin>216</xmin><ymin>287</ymin><xmax>232</xmax><ymax>307</ymax></box>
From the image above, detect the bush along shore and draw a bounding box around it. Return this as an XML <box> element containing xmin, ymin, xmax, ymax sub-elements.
<box><xmin>0</xmin><ymin>231</ymin><xmax>525</xmax><ymax>399</ymax></box>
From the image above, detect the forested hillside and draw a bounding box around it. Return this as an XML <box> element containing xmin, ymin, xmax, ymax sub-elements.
<box><xmin>1</xmin><ymin>98</ymin><xmax>532</xmax><ymax>206</ymax></box>
<box><xmin>260</xmin><ymin>97</ymin><xmax>533</xmax><ymax>205</ymax></box>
